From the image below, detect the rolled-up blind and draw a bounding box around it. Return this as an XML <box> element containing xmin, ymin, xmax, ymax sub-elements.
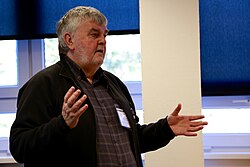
<box><xmin>199</xmin><ymin>0</ymin><xmax>250</xmax><ymax>96</ymax></box>
<box><xmin>0</xmin><ymin>0</ymin><xmax>139</xmax><ymax>39</ymax></box>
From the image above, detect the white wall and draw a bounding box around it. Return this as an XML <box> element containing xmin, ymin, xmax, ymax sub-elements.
<box><xmin>140</xmin><ymin>0</ymin><xmax>204</xmax><ymax>167</ymax></box>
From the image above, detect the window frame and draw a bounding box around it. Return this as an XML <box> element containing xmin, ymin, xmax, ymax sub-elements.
<box><xmin>0</xmin><ymin>40</ymin><xmax>29</xmax><ymax>99</ymax></box>
<box><xmin>203</xmin><ymin>133</ymin><xmax>250</xmax><ymax>160</ymax></box>
<box><xmin>0</xmin><ymin>40</ymin><xmax>30</xmax><ymax>112</ymax></box>
<box><xmin>0</xmin><ymin>39</ymin><xmax>45</xmax><ymax>113</ymax></box>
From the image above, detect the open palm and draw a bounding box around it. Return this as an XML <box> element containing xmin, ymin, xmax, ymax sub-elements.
<box><xmin>167</xmin><ymin>103</ymin><xmax>208</xmax><ymax>136</ymax></box>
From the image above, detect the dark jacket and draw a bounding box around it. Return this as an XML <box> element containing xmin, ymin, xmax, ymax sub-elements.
<box><xmin>9</xmin><ymin>55</ymin><xmax>175</xmax><ymax>167</ymax></box>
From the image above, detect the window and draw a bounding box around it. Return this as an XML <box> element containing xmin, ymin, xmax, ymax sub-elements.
<box><xmin>199</xmin><ymin>0</ymin><xmax>250</xmax><ymax>161</ymax></box>
<box><xmin>0</xmin><ymin>40</ymin><xmax>30</xmax><ymax>161</ymax></box>
<box><xmin>0</xmin><ymin>40</ymin><xmax>18</xmax><ymax>99</ymax></box>
<box><xmin>202</xmin><ymin>96</ymin><xmax>250</xmax><ymax>160</ymax></box>
<box><xmin>0</xmin><ymin>40</ymin><xmax>31</xmax><ymax>99</ymax></box>
<box><xmin>0</xmin><ymin>41</ymin><xmax>18</xmax><ymax>145</ymax></box>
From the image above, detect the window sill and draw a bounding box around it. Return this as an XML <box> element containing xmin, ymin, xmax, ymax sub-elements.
<box><xmin>204</xmin><ymin>152</ymin><xmax>250</xmax><ymax>160</ymax></box>
<box><xmin>0</xmin><ymin>156</ymin><xmax>17</xmax><ymax>164</ymax></box>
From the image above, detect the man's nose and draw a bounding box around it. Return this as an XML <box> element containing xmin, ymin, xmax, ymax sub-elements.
<box><xmin>98</xmin><ymin>35</ymin><xmax>106</xmax><ymax>45</ymax></box>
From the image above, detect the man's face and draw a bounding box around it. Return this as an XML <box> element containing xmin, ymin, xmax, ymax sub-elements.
<box><xmin>68</xmin><ymin>20</ymin><xmax>108</xmax><ymax>72</ymax></box>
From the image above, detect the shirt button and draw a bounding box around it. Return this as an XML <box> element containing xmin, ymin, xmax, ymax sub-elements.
<box><xmin>112</xmin><ymin>139</ymin><xmax>118</xmax><ymax>145</ymax></box>
<box><xmin>118</xmin><ymin>161</ymin><xmax>122</xmax><ymax>166</ymax></box>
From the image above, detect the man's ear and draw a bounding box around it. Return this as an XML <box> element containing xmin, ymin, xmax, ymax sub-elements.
<box><xmin>64</xmin><ymin>32</ymin><xmax>74</xmax><ymax>50</ymax></box>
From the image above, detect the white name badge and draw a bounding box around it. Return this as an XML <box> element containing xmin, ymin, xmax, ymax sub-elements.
<box><xmin>116</xmin><ymin>108</ymin><xmax>131</xmax><ymax>129</ymax></box>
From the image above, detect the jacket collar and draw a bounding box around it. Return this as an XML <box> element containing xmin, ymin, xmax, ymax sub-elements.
<box><xmin>59</xmin><ymin>54</ymin><xmax>107</xmax><ymax>86</ymax></box>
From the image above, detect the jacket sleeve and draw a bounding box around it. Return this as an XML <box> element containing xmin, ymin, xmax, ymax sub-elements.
<box><xmin>9</xmin><ymin>70</ymin><xmax>71</xmax><ymax>163</ymax></box>
<box><xmin>137</xmin><ymin>117</ymin><xmax>176</xmax><ymax>153</ymax></box>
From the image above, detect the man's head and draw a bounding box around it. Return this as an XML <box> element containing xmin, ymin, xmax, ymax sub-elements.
<box><xmin>56</xmin><ymin>6</ymin><xmax>109</xmax><ymax>76</ymax></box>
<box><xmin>56</xmin><ymin>6</ymin><xmax>108</xmax><ymax>55</ymax></box>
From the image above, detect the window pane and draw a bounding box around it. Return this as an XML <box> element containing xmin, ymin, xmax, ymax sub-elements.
<box><xmin>0</xmin><ymin>40</ymin><xmax>17</xmax><ymax>86</ymax></box>
<box><xmin>103</xmin><ymin>34</ymin><xmax>142</xmax><ymax>81</ymax></box>
<box><xmin>0</xmin><ymin>112</ymin><xmax>16</xmax><ymax>137</ymax></box>
<box><xmin>44</xmin><ymin>34</ymin><xmax>142</xmax><ymax>81</ymax></box>
<box><xmin>44</xmin><ymin>38</ymin><xmax>60</xmax><ymax>67</ymax></box>
<box><xmin>202</xmin><ymin>108</ymin><xmax>250</xmax><ymax>133</ymax></box>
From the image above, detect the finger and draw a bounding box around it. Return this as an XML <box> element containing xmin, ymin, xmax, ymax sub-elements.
<box><xmin>188</xmin><ymin>115</ymin><xmax>206</xmax><ymax>121</ymax></box>
<box><xmin>64</xmin><ymin>86</ymin><xmax>75</xmax><ymax>103</ymax></box>
<box><xmin>67</xmin><ymin>89</ymin><xmax>81</xmax><ymax>107</ymax></box>
<box><xmin>184</xmin><ymin>132</ymin><xmax>198</xmax><ymax>136</ymax></box>
<box><xmin>171</xmin><ymin>103</ymin><xmax>182</xmax><ymax>116</ymax></box>
<box><xmin>75</xmin><ymin>104</ymin><xmax>88</xmax><ymax>117</ymax></box>
<box><xmin>184</xmin><ymin>126</ymin><xmax>204</xmax><ymax>136</ymax></box>
<box><xmin>188</xmin><ymin>125</ymin><xmax>204</xmax><ymax>132</ymax></box>
<box><xmin>71</xmin><ymin>94</ymin><xmax>87</xmax><ymax>112</ymax></box>
<box><xmin>190</xmin><ymin>121</ymin><xmax>208</xmax><ymax>127</ymax></box>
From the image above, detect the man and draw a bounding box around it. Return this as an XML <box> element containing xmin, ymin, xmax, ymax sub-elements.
<box><xmin>10</xmin><ymin>6</ymin><xmax>207</xmax><ymax>167</ymax></box>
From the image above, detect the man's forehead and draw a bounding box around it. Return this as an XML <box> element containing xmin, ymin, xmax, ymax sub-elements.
<box><xmin>83</xmin><ymin>21</ymin><xmax>108</xmax><ymax>33</ymax></box>
<box><xmin>90</xmin><ymin>28</ymin><xmax>109</xmax><ymax>33</ymax></box>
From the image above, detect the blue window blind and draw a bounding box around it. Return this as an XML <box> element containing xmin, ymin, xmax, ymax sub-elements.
<box><xmin>199</xmin><ymin>0</ymin><xmax>250</xmax><ymax>96</ymax></box>
<box><xmin>0</xmin><ymin>0</ymin><xmax>139</xmax><ymax>39</ymax></box>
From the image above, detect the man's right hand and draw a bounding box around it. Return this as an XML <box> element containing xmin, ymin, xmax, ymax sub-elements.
<box><xmin>62</xmin><ymin>86</ymin><xmax>88</xmax><ymax>129</ymax></box>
